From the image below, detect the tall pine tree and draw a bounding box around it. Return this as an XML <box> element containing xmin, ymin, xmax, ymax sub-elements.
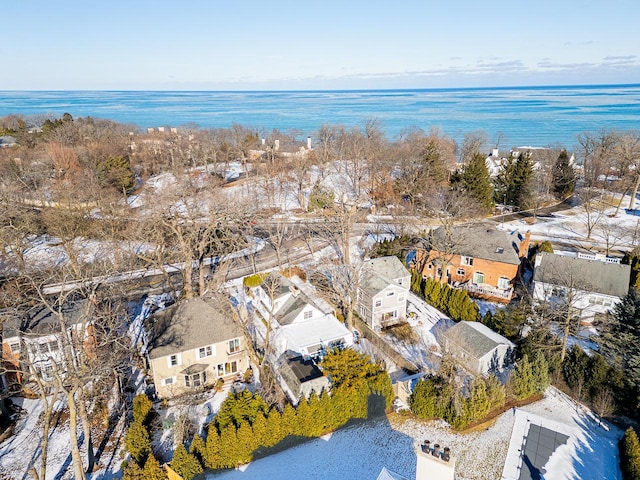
<box><xmin>552</xmin><ymin>150</ymin><xmax>576</xmax><ymax>199</ymax></box>
<box><xmin>461</xmin><ymin>152</ymin><xmax>494</xmax><ymax>214</ymax></box>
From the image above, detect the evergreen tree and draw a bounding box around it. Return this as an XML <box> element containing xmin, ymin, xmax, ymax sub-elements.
<box><xmin>251</xmin><ymin>412</ymin><xmax>269</xmax><ymax>449</ymax></box>
<box><xmin>320</xmin><ymin>348</ymin><xmax>378</xmax><ymax>390</ymax></box>
<box><xmin>293</xmin><ymin>397</ymin><xmax>312</xmax><ymax>437</ymax></box>
<box><xmin>204</xmin><ymin>425</ymin><xmax>221</xmax><ymax>469</ymax></box>
<box><xmin>552</xmin><ymin>150</ymin><xmax>576</xmax><ymax>199</ymax></box>
<box><xmin>622</xmin><ymin>250</ymin><xmax>640</xmax><ymax>290</ymax></box>
<box><xmin>495</xmin><ymin>153</ymin><xmax>535</xmax><ymax>209</ymax></box>
<box><xmin>132</xmin><ymin>393</ymin><xmax>153</xmax><ymax>425</ymax></box>
<box><xmin>562</xmin><ymin>345</ymin><xmax>590</xmax><ymax>392</ymax></box>
<box><xmin>264</xmin><ymin>409</ymin><xmax>285</xmax><ymax>447</ymax></box>
<box><xmin>215</xmin><ymin>390</ymin><xmax>269</xmax><ymax>430</ymax></box>
<box><xmin>189</xmin><ymin>433</ymin><xmax>206</xmax><ymax>468</ymax></box>
<box><xmin>170</xmin><ymin>444</ymin><xmax>203</xmax><ymax>480</ymax></box>
<box><xmin>306</xmin><ymin>392</ymin><xmax>324</xmax><ymax>437</ymax></box>
<box><xmin>468</xmin><ymin>379</ymin><xmax>491</xmax><ymax>422</ymax></box>
<box><xmin>621</xmin><ymin>427</ymin><xmax>640</xmax><ymax>480</ymax></box>
<box><xmin>122</xmin><ymin>460</ymin><xmax>145</xmax><ymax>480</ymax></box>
<box><xmin>235</xmin><ymin>422</ymin><xmax>256</xmax><ymax>465</ymax></box>
<box><xmin>143</xmin><ymin>455</ymin><xmax>167</xmax><ymax>480</ymax></box>
<box><xmin>124</xmin><ymin>421</ymin><xmax>151</xmax><ymax>464</ymax></box>
<box><xmin>280</xmin><ymin>403</ymin><xmax>298</xmax><ymax>437</ymax></box>
<box><xmin>217</xmin><ymin>425</ymin><xmax>239</xmax><ymax>469</ymax></box>
<box><xmin>461</xmin><ymin>152</ymin><xmax>493</xmax><ymax>213</ymax></box>
<box><xmin>531</xmin><ymin>351</ymin><xmax>550</xmax><ymax>394</ymax></box>
<box><xmin>512</xmin><ymin>354</ymin><xmax>536</xmax><ymax>400</ymax></box>
<box><xmin>485</xmin><ymin>374</ymin><xmax>506</xmax><ymax>409</ymax></box>
<box><xmin>598</xmin><ymin>289</ymin><xmax>640</xmax><ymax>407</ymax></box>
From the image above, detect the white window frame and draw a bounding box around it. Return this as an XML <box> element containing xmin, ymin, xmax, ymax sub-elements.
<box><xmin>456</xmin><ymin>268</ymin><xmax>465</xmax><ymax>276</ymax></box>
<box><xmin>375</xmin><ymin>299</ymin><xmax>382</xmax><ymax>308</ymax></box>
<box><xmin>162</xmin><ymin>376</ymin><xmax>176</xmax><ymax>386</ymax></box>
<box><xmin>168</xmin><ymin>353</ymin><xmax>181</xmax><ymax>368</ymax></box>
<box><xmin>303</xmin><ymin>310</ymin><xmax>313</xmax><ymax>320</ymax></box>
<box><xmin>9</xmin><ymin>342</ymin><xmax>20</xmax><ymax>353</ymax></box>
<box><xmin>387</xmin><ymin>290</ymin><xmax>394</xmax><ymax>297</ymax></box>
<box><xmin>461</xmin><ymin>256</ymin><xmax>474</xmax><ymax>266</ymax></box>
<box><xmin>473</xmin><ymin>272</ymin><xmax>485</xmax><ymax>285</ymax></box>
<box><xmin>498</xmin><ymin>277</ymin><xmax>510</xmax><ymax>289</ymax></box>
<box><xmin>198</xmin><ymin>345</ymin><xmax>214</xmax><ymax>359</ymax></box>
<box><xmin>218</xmin><ymin>361</ymin><xmax>238</xmax><ymax>376</ymax></box>
<box><xmin>228</xmin><ymin>338</ymin><xmax>240</xmax><ymax>354</ymax></box>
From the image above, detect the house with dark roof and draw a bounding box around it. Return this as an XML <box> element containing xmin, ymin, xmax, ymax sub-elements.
<box><xmin>440</xmin><ymin>321</ymin><xmax>515</xmax><ymax>375</ymax></box>
<box><xmin>357</xmin><ymin>256</ymin><xmax>411</xmax><ymax>331</ymax></box>
<box><xmin>532</xmin><ymin>252</ymin><xmax>631</xmax><ymax>324</ymax></box>
<box><xmin>413</xmin><ymin>224</ymin><xmax>530</xmax><ymax>303</ymax></box>
<box><xmin>251</xmin><ymin>273</ymin><xmax>353</xmax><ymax>360</ymax></box>
<box><xmin>146</xmin><ymin>293</ymin><xmax>250</xmax><ymax>399</ymax></box>
<box><xmin>1</xmin><ymin>301</ymin><xmax>95</xmax><ymax>390</ymax></box>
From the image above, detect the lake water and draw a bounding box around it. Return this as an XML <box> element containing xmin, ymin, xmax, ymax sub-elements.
<box><xmin>1</xmin><ymin>84</ymin><xmax>639</xmax><ymax>148</ymax></box>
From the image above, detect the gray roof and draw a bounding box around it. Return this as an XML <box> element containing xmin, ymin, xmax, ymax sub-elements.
<box><xmin>364</xmin><ymin>256</ymin><xmax>410</xmax><ymax>281</ymax></box>
<box><xmin>148</xmin><ymin>293</ymin><xmax>242</xmax><ymax>360</ymax></box>
<box><xmin>442</xmin><ymin>321</ymin><xmax>515</xmax><ymax>359</ymax></box>
<box><xmin>2</xmin><ymin>301</ymin><xmax>90</xmax><ymax>340</ymax></box>
<box><xmin>0</xmin><ymin>135</ymin><xmax>17</xmax><ymax>145</ymax></box>
<box><xmin>361</xmin><ymin>256</ymin><xmax>410</xmax><ymax>298</ymax></box>
<box><xmin>533</xmin><ymin>252</ymin><xmax>630</xmax><ymax>298</ymax></box>
<box><xmin>430</xmin><ymin>224</ymin><xmax>521</xmax><ymax>265</ymax></box>
<box><xmin>274</xmin><ymin>294</ymin><xmax>309</xmax><ymax>325</ymax></box>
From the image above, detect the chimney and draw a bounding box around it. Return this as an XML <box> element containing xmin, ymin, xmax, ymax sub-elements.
<box><xmin>274</xmin><ymin>139</ymin><xmax>280</xmax><ymax>151</ymax></box>
<box><xmin>519</xmin><ymin>230</ymin><xmax>531</xmax><ymax>258</ymax></box>
<box><xmin>415</xmin><ymin>441</ymin><xmax>455</xmax><ymax>480</ymax></box>
<box><xmin>289</xmin><ymin>285</ymin><xmax>299</xmax><ymax>297</ymax></box>
<box><xmin>261</xmin><ymin>138</ymin><xmax>266</xmax><ymax>145</ymax></box>
<box><xmin>443</xmin><ymin>447</ymin><xmax>451</xmax><ymax>462</ymax></box>
<box><xmin>158</xmin><ymin>126</ymin><xmax>165</xmax><ymax>133</ymax></box>
<box><xmin>492</xmin><ymin>148</ymin><xmax>499</xmax><ymax>157</ymax></box>
<box><xmin>307</xmin><ymin>136</ymin><xmax>312</xmax><ymax>149</ymax></box>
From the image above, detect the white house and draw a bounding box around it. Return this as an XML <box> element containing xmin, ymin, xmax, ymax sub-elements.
<box><xmin>252</xmin><ymin>273</ymin><xmax>353</xmax><ymax>359</ymax></box>
<box><xmin>440</xmin><ymin>321</ymin><xmax>515</xmax><ymax>375</ymax></box>
<box><xmin>357</xmin><ymin>256</ymin><xmax>411</xmax><ymax>331</ymax></box>
<box><xmin>532</xmin><ymin>252</ymin><xmax>630</xmax><ymax>324</ymax></box>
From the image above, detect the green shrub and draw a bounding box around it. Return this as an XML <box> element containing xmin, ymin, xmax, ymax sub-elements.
<box><xmin>243</xmin><ymin>273</ymin><xmax>267</xmax><ymax>288</ymax></box>
<box><xmin>620</xmin><ymin>427</ymin><xmax>640</xmax><ymax>480</ymax></box>
<box><xmin>171</xmin><ymin>444</ymin><xmax>203</xmax><ymax>480</ymax></box>
<box><xmin>124</xmin><ymin>421</ymin><xmax>151</xmax><ymax>464</ymax></box>
<box><xmin>132</xmin><ymin>393</ymin><xmax>153</xmax><ymax>425</ymax></box>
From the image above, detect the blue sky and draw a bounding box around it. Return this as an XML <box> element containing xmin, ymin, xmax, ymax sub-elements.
<box><xmin>1</xmin><ymin>0</ymin><xmax>639</xmax><ymax>90</ymax></box>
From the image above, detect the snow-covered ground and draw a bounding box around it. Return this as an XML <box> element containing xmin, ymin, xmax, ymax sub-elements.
<box><xmin>202</xmin><ymin>387</ymin><xmax>621</xmax><ymax>480</ymax></box>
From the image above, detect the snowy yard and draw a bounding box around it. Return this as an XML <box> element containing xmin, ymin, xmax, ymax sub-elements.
<box><xmin>203</xmin><ymin>387</ymin><xmax>621</xmax><ymax>480</ymax></box>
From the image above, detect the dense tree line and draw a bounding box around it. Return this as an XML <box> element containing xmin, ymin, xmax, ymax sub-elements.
<box><xmin>168</xmin><ymin>349</ymin><xmax>393</xmax><ymax>477</ymax></box>
<box><xmin>410</xmin><ymin>270</ymin><xmax>480</xmax><ymax>321</ymax></box>
<box><xmin>409</xmin><ymin>351</ymin><xmax>548</xmax><ymax>429</ymax></box>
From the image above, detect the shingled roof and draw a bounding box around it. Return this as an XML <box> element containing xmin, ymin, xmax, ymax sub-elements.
<box><xmin>430</xmin><ymin>224</ymin><xmax>521</xmax><ymax>265</ymax></box>
<box><xmin>148</xmin><ymin>293</ymin><xmax>242</xmax><ymax>360</ymax></box>
<box><xmin>442</xmin><ymin>321</ymin><xmax>515</xmax><ymax>359</ymax></box>
<box><xmin>533</xmin><ymin>252</ymin><xmax>630</xmax><ymax>298</ymax></box>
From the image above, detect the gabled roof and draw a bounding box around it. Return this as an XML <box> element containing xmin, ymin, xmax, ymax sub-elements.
<box><xmin>443</xmin><ymin>321</ymin><xmax>515</xmax><ymax>359</ymax></box>
<box><xmin>533</xmin><ymin>252</ymin><xmax>630</xmax><ymax>298</ymax></box>
<box><xmin>376</xmin><ymin>467</ymin><xmax>409</xmax><ymax>480</ymax></box>
<box><xmin>274</xmin><ymin>294</ymin><xmax>310</xmax><ymax>325</ymax></box>
<box><xmin>148</xmin><ymin>293</ymin><xmax>242</xmax><ymax>360</ymax></box>
<box><xmin>364</xmin><ymin>256</ymin><xmax>410</xmax><ymax>281</ymax></box>
<box><xmin>2</xmin><ymin>301</ymin><xmax>91</xmax><ymax>340</ymax></box>
<box><xmin>360</xmin><ymin>256</ymin><xmax>410</xmax><ymax>298</ymax></box>
<box><xmin>429</xmin><ymin>224</ymin><xmax>521</xmax><ymax>265</ymax></box>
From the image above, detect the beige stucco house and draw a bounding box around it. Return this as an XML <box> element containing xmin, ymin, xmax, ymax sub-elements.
<box><xmin>146</xmin><ymin>293</ymin><xmax>250</xmax><ymax>399</ymax></box>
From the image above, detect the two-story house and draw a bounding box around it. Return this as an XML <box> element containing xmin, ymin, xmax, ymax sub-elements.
<box><xmin>532</xmin><ymin>252</ymin><xmax>631</xmax><ymax>324</ymax></box>
<box><xmin>251</xmin><ymin>273</ymin><xmax>353</xmax><ymax>360</ymax></box>
<box><xmin>1</xmin><ymin>301</ymin><xmax>95</xmax><ymax>391</ymax></box>
<box><xmin>146</xmin><ymin>293</ymin><xmax>250</xmax><ymax>399</ymax></box>
<box><xmin>357</xmin><ymin>256</ymin><xmax>411</xmax><ymax>331</ymax></box>
<box><xmin>414</xmin><ymin>224</ymin><xmax>530</xmax><ymax>303</ymax></box>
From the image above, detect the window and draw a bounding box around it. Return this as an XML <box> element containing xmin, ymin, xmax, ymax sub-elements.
<box><xmin>456</xmin><ymin>268</ymin><xmax>465</xmax><ymax>276</ymax></box>
<box><xmin>375</xmin><ymin>299</ymin><xmax>382</xmax><ymax>308</ymax></box>
<box><xmin>398</xmin><ymin>294</ymin><xmax>405</xmax><ymax>303</ymax></box>
<box><xmin>427</xmin><ymin>264</ymin><xmax>432</xmax><ymax>270</ymax></box>
<box><xmin>387</xmin><ymin>291</ymin><xmax>394</xmax><ymax>297</ymax></box>
<box><xmin>169</xmin><ymin>354</ymin><xmax>180</xmax><ymax>367</ymax></box>
<box><xmin>461</xmin><ymin>256</ymin><xmax>474</xmax><ymax>266</ymax></box>
<box><xmin>360</xmin><ymin>305</ymin><xmax>366</xmax><ymax>316</ymax></box>
<box><xmin>229</xmin><ymin>338</ymin><xmax>240</xmax><ymax>354</ymax></box>
<box><xmin>162</xmin><ymin>377</ymin><xmax>175</xmax><ymax>386</ymax></box>
<box><xmin>47</xmin><ymin>341</ymin><xmax>58</xmax><ymax>352</ymax></box>
<box><xmin>218</xmin><ymin>361</ymin><xmax>238</xmax><ymax>376</ymax></box>
<box><xmin>473</xmin><ymin>272</ymin><xmax>485</xmax><ymax>284</ymax></box>
<box><xmin>498</xmin><ymin>277</ymin><xmax>510</xmax><ymax>289</ymax></box>
<box><xmin>398</xmin><ymin>279</ymin><xmax>403</xmax><ymax>286</ymax></box>
<box><xmin>198</xmin><ymin>345</ymin><xmax>213</xmax><ymax>359</ymax></box>
<box><xmin>304</xmin><ymin>310</ymin><xmax>313</xmax><ymax>320</ymax></box>
<box><xmin>9</xmin><ymin>342</ymin><xmax>20</xmax><ymax>353</ymax></box>
<box><xmin>185</xmin><ymin>372</ymin><xmax>206</xmax><ymax>388</ymax></box>
<box><xmin>382</xmin><ymin>311</ymin><xmax>397</xmax><ymax>321</ymax></box>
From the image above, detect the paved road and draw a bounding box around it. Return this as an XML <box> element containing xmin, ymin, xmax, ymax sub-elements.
<box><xmin>490</xmin><ymin>195</ymin><xmax>579</xmax><ymax>223</ymax></box>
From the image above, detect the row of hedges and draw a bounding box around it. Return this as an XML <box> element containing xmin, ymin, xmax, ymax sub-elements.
<box><xmin>170</xmin><ymin>348</ymin><xmax>394</xmax><ymax>478</ymax></box>
<box><xmin>409</xmin><ymin>353</ymin><xmax>549</xmax><ymax>430</ymax></box>
<box><xmin>410</xmin><ymin>270</ymin><xmax>480</xmax><ymax>321</ymax></box>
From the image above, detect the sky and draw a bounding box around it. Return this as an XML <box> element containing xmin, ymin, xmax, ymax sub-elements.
<box><xmin>1</xmin><ymin>0</ymin><xmax>639</xmax><ymax>90</ymax></box>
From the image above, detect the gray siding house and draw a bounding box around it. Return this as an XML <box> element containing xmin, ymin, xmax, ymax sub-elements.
<box><xmin>358</xmin><ymin>256</ymin><xmax>411</xmax><ymax>331</ymax></box>
<box><xmin>440</xmin><ymin>321</ymin><xmax>515</xmax><ymax>375</ymax></box>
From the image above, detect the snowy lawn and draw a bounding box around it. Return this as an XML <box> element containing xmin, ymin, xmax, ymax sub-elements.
<box><xmin>203</xmin><ymin>387</ymin><xmax>621</xmax><ymax>480</ymax></box>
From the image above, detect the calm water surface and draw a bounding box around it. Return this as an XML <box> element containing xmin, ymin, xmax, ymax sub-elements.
<box><xmin>1</xmin><ymin>85</ymin><xmax>639</xmax><ymax>148</ymax></box>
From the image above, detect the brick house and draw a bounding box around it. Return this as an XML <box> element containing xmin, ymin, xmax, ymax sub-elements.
<box><xmin>413</xmin><ymin>224</ymin><xmax>530</xmax><ymax>303</ymax></box>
